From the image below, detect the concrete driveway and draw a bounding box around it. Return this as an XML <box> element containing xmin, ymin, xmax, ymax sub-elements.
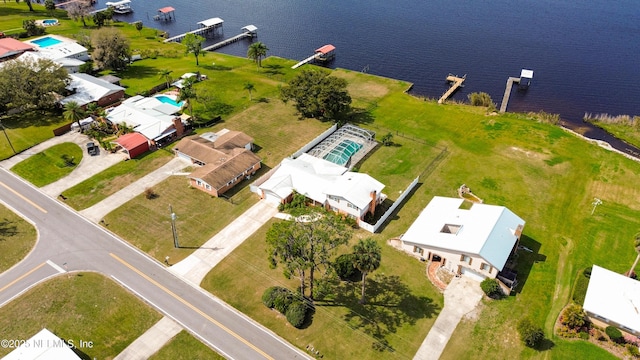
<box><xmin>414</xmin><ymin>276</ymin><xmax>484</xmax><ymax>360</ymax></box>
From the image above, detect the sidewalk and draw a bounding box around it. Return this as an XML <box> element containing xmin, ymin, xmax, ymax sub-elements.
<box><xmin>170</xmin><ymin>200</ymin><xmax>279</xmax><ymax>285</ymax></box>
<box><xmin>113</xmin><ymin>317</ymin><xmax>183</xmax><ymax>360</ymax></box>
<box><xmin>80</xmin><ymin>157</ymin><xmax>189</xmax><ymax>222</ymax></box>
<box><xmin>0</xmin><ymin>131</ymin><xmax>90</xmax><ymax>170</ymax></box>
<box><xmin>413</xmin><ymin>276</ymin><xmax>483</xmax><ymax>360</ymax></box>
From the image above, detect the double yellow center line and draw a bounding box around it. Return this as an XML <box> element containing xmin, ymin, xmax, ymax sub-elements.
<box><xmin>0</xmin><ymin>181</ymin><xmax>47</xmax><ymax>213</ymax></box>
<box><xmin>110</xmin><ymin>253</ymin><xmax>273</xmax><ymax>360</ymax></box>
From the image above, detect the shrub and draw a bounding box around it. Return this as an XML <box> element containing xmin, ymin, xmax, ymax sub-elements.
<box><xmin>561</xmin><ymin>304</ymin><xmax>586</xmax><ymax>329</ymax></box>
<box><xmin>333</xmin><ymin>253</ymin><xmax>355</xmax><ymax>280</ymax></box>
<box><xmin>480</xmin><ymin>278</ymin><xmax>503</xmax><ymax>298</ymax></box>
<box><xmin>144</xmin><ymin>187</ymin><xmax>158</xmax><ymax>199</ymax></box>
<box><xmin>272</xmin><ymin>288</ymin><xmax>295</xmax><ymax>314</ymax></box>
<box><xmin>517</xmin><ymin>318</ymin><xmax>544</xmax><ymax>348</ymax></box>
<box><xmin>627</xmin><ymin>343</ymin><xmax>640</xmax><ymax>358</ymax></box>
<box><xmin>606</xmin><ymin>326</ymin><xmax>624</xmax><ymax>343</ymax></box>
<box><xmin>578</xmin><ymin>331</ymin><xmax>589</xmax><ymax>340</ymax></box>
<box><xmin>262</xmin><ymin>286</ymin><xmax>291</xmax><ymax>310</ymax></box>
<box><xmin>285</xmin><ymin>300</ymin><xmax>308</xmax><ymax>328</ymax></box>
<box><xmin>467</xmin><ymin>92</ymin><xmax>494</xmax><ymax>108</ymax></box>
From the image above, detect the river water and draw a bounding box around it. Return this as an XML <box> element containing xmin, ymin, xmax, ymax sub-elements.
<box><xmin>93</xmin><ymin>0</ymin><xmax>640</xmax><ymax>156</ymax></box>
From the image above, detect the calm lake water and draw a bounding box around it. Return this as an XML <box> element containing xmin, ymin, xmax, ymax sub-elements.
<box><xmin>96</xmin><ymin>0</ymin><xmax>640</xmax><ymax>155</ymax></box>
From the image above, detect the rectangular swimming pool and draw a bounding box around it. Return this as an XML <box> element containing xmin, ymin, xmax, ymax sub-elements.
<box><xmin>31</xmin><ymin>36</ymin><xmax>62</xmax><ymax>48</ymax></box>
<box><xmin>323</xmin><ymin>139</ymin><xmax>363</xmax><ymax>166</ymax></box>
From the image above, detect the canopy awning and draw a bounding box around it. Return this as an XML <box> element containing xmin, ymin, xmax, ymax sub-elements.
<box><xmin>158</xmin><ymin>6</ymin><xmax>175</xmax><ymax>13</ymax></box>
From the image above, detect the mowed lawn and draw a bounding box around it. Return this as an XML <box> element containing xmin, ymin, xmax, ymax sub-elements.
<box><xmin>149</xmin><ymin>331</ymin><xmax>224</xmax><ymax>360</ymax></box>
<box><xmin>11</xmin><ymin>142</ymin><xmax>83</xmax><ymax>186</ymax></box>
<box><xmin>203</xmin><ymin>69</ymin><xmax>640</xmax><ymax>359</ymax></box>
<box><xmin>0</xmin><ymin>272</ymin><xmax>162</xmax><ymax>359</ymax></box>
<box><xmin>62</xmin><ymin>148</ymin><xmax>174</xmax><ymax>210</ymax></box>
<box><xmin>0</xmin><ymin>204</ymin><xmax>37</xmax><ymax>272</ymax></box>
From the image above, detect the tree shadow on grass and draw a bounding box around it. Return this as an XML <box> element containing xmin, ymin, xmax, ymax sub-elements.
<box><xmin>262</xmin><ymin>64</ymin><xmax>285</xmax><ymax>76</ymax></box>
<box><xmin>2</xmin><ymin>109</ymin><xmax>64</xmax><ymax>128</ymax></box>
<box><xmin>348</xmin><ymin>107</ymin><xmax>375</xmax><ymax>125</ymax></box>
<box><xmin>322</xmin><ymin>274</ymin><xmax>440</xmax><ymax>352</ymax></box>
<box><xmin>117</xmin><ymin>64</ymin><xmax>159</xmax><ymax>80</ymax></box>
<box><xmin>0</xmin><ymin>219</ymin><xmax>18</xmax><ymax>238</ymax></box>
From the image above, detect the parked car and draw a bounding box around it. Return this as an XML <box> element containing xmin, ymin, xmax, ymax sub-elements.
<box><xmin>86</xmin><ymin>142</ymin><xmax>99</xmax><ymax>156</ymax></box>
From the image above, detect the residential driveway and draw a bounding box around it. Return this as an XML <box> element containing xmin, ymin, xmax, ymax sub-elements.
<box><xmin>80</xmin><ymin>157</ymin><xmax>190</xmax><ymax>222</ymax></box>
<box><xmin>41</xmin><ymin>148</ymin><xmax>128</xmax><ymax>197</ymax></box>
<box><xmin>413</xmin><ymin>276</ymin><xmax>484</xmax><ymax>360</ymax></box>
<box><xmin>170</xmin><ymin>200</ymin><xmax>279</xmax><ymax>285</ymax></box>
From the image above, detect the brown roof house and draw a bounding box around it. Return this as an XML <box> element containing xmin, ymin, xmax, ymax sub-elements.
<box><xmin>174</xmin><ymin>129</ymin><xmax>261</xmax><ymax>197</ymax></box>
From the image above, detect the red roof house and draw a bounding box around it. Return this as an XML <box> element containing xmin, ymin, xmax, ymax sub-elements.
<box><xmin>0</xmin><ymin>38</ymin><xmax>34</xmax><ymax>60</ymax></box>
<box><xmin>115</xmin><ymin>133</ymin><xmax>150</xmax><ymax>159</ymax></box>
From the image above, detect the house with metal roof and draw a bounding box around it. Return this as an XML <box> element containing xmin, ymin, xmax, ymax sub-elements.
<box><xmin>174</xmin><ymin>129</ymin><xmax>261</xmax><ymax>197</ymax></box>
<box><xmin>399</xmin><ymin>196</ymin><xmax>525</xmax><ymax>283</ymax></box>
<box><xmin>0</xmin><ymin>37</ymin><xmax>34</xmax><ymax>60</ymax></box>
<box><xmin>583</xmin><ymin>265</ymin><xmax>640</xmax><ymax>336</ymax></box>
<box><xmin>256</xmin><ymin>153</ymin><xmax>385</xmax><ymax>224</ymax></box>
<box><xmin>106</xmin><ymin>95</ymin><xmax>186</xmax><ymax>146</ymax></box>
<box><xmin>60</xmin><ymin>73</ymin><xmax>125</xmax><ymax>107</ymax></box>
<box><xmin>24</xmin><ymin>35</ymin><xmax>89</xmax><ymax>62</ymax></box>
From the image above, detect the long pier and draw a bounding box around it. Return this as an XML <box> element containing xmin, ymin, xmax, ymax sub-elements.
<box><xmin>203</xmin><ymin>25</ymin><xmax>257</xmax><ymax>51</ymax></box>
<box><xmin>500</xmin><ymin>77</ymin><xmax>520</xmax><ymax>113</ymax></box>
<box><xmin>438</xmin><ymin>75</ymin><xmax>466</xmax><ymax>104</ymax></box>
<box><xmin>164</xmin><ymin>18</ymin><xmax>224</xmax><ymax>43</ymax></box>
<box><xmin>291</xmin><ymin>54</ymin><xmax>318</xmax><ymax>69</ymax></box>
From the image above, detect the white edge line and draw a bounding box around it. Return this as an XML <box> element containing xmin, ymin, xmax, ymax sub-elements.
<box><xmin>46</xmin><ymin>260</ymin><xmax>66</xmax><ymax>274</ymax></box>
<box><xmin>0</xmin><ymin>197</ymin><xmax>41</xmax><ymax>275</ymax></box>
<box><xmin>0</xmin><ymin>272</ymin><xmax>61</xmax><ymax>308</ymax></box>
<box><xmin>110</xmin><ymin>275</ymin><xmax>235</xmax><ymax>360</ymax></box>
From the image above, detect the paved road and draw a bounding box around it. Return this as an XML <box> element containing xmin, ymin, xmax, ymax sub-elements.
<box><xmin>0</xmin><ymin>168</ymin><xmax>309</xmax><ymax>360</ymax></box>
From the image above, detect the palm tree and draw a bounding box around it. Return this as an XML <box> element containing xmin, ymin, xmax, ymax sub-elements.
<box><xmin>159</xmin><ymin>69</ymin><xmax>172</xmax><ymax>89</ymax></box>
<box><xmin>352</xmin><ymin>238</ymin><xmax>382</xmax><ymax>304</ymax></box>
<box><xmin>247</xmin><ymin>42</ymin><xmax>268</xmax><ymax>68</ymax></box>
<box><xmin>177</xmin><ymin>77</ymin><xmax>197</xmax><ymax>121</ymax></box>
<box><xmin>63</xmin><ymin>101</ymin><xmax>86</xmax><ymax>133</ymax></box>
<box><xmin>244</xmin><ymin>82</ymin><xmax>255</xmax><ymax>101</ymax></box>
<box><xmin>628</xmin><ymin>233</ymin><xmax>640</xmax><ymax>277</ymax></box>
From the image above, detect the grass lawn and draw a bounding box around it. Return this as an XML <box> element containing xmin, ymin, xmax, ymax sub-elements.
<box><xmin>10</xmin><ymin>142</ymin><xmax>83</xmax><ymax>186</ymax></box>
<box><xmin>0</xmin><ymin>110</ymin><xmax>70</xmax><ymax>161</ymax></box>
<box><xmin>149</xmin><ymin>331</ymin><xmax>224</xmax><ymax>360</ymax></box>
<box><xmin>62</xmin><ymin>148</ymin><xmax>174</xmax><ymax>210</ymax></box>
<box><xmin>202</xmin><ymin>219</ymin><xmax>443</xmax><ymax>359</ymax></box>
<box><xmin>589</xmin><ymin>121</ymin><xmax>640</xmax><ymax>150</ymax></box>
<box><xmin>0</xmin><ymin>272</ymin><xmax>162</xmax><ymax>359</ymax></box>
<box><xmin>0</xmin><ymin>203</ymin><xmax>37</xmax><ymax>272</ymax></box>
<box><xmin>103</xmin><ymin>176</ymin><xmax>258</xmax><ymax>263</ymax></box>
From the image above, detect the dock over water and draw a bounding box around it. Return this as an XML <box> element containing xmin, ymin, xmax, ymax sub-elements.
<box><xmin>164</xmin><ymin>17</ymin><xmax>224</xmax><ymax>43</ymax></box>
<box><xmin>291</xmin><ymin>45</ymin><xmax>336</xmax><ymax>69</ymax></box>
<box><xmin>203</xmin><ymin>25</ymin><xmax>258</xmax><ymax>51</ymax></box>
<box><xmin>438</xmin><ymin>75</ymin><xmax>466</xmax><ymax>104</ymax></box>
<box><xmin>500</xmin><ymin>77</ymin><xmax>520</xmax><ymax>113</ymax></box>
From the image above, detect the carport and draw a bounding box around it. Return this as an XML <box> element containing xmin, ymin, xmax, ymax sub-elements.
<box><xmin>115</xmin><ymin>133</ymin><xmax>150</xmax><ymax>159</ymax></box>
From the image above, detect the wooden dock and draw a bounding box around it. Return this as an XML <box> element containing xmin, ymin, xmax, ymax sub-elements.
<box><xmin>164</xmin><ymin>17</ymin><xmax>224</xmax><ymax>43</ymax></box>
<box><xmin>291</xmin><ymin>54</ymin><xmax>318</xmax><ymax>69</ymax></box>
<box><xmin>291</xmin><ymin>44</ymin><xmax>336</xmax><ymax>69</ymax></box>
<box><xmin>202</xmin><ymin>25</ymin><xmax>257</xmax><ymax>51</ymax></box>
<box><xmin>499</xmin><ymin>77</ymin><xmax>520</xmax><ymax>113</ymax></box>
<box><xmin>438</xmin><ymin>75</ymin><xmax>466</xmax><ymax>104</ymax></box>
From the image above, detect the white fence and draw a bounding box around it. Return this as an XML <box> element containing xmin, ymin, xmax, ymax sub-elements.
<box><xmin>360</xmin><ymin>176</ymin><xmax>420</xmax><ymax>233</ymax></box>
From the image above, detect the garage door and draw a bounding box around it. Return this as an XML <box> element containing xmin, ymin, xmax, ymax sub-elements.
<box><xmin>262</xmin><ymin>190</ymin><xmax>282</xmax><ymax>205</ymax></box>
<box><xmin>460</xmin><ymin>267</ymin><xmax>486</xmax><ymax>282</ymax></box>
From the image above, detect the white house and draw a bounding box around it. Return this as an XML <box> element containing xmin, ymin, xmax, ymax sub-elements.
<box><xmin>106</xmin><ymin>95</ymin><xmax>186</xmax><ymax>145</ymax></box>
<box><xmin>399</xmin><ymin>196</ymin><xmax>525</xmax><ymax>282</ymax></box>
<box><xmin>60</xmin><ymin>73</ymin><xmax>125</xmax><ymax>107</ymax></box>
<box><xmin>3</xmin><ymin>328</ymin><xmax>81</xmax><ymax>360</ymax></box>
<box><xmin>257</xmin><ymin>153</ymin><xmax>385</xmax><ymax>223</ymax></box>
<box><xmin>24</xmin><ymin>35</ymin><xmax>89</xmax><ymax>62</ymax></box>
<box><xmin>583</xmin><ymin>265</ymin><xmax>640</xmax><ymax>336</ymax></box>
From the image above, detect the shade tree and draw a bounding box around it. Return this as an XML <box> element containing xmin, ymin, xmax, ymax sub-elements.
<box><xmin>280</xmin><ymin>69</ymin><xmax>352</xmax><ymax>120</ymax></box>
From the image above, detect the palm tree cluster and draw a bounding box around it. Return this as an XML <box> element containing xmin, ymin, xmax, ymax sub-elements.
<box><xmin>247</xmin><ymin>42</ymin><xmax>268</xmax><ymax>68</ymax></box>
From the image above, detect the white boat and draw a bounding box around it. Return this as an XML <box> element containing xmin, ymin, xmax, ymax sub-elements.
<box><xmin>106</xmin><ymin>0</ymin><xmax>132</xmax><ymax>14</ymax></box>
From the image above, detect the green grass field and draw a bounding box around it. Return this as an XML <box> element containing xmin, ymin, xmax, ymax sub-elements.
<box><xmin>0</xmin><ymin>203</ymin><xmax>37</xmax><ymax>272</ymax></box>
<box><xmin>10</xmin><ymin>142</ymin><xmax>83</xmax><ymax>186</ymax></box>
<box><xmin>0</xmin><ymin>272</ymin><xmax>162</xmax><ymax>359</ymax></box>
<box><xmin>62</xmin><ymin>148</ymin><xmax>174</xmax><ymax>210</ymax></box>
<box><xmin>149</xmin><ymin>331</ymin><xmax>224</xmax><ymax>360</ymax></box>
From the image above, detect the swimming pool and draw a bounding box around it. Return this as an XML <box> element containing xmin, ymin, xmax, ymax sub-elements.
<box><xmin>31</xmin><ymin>36</ymin><xmax>62</xmax><ymax>48</ymax></box>
<box><xmin>155</xmin><ymin>95</ymin><xmax>185</xmax><ymax>108</ymax></box>
<box><xmin>43</xmin><ymin>19</ymin><xmax>59</xmax><ymax>25</ymax></box>
<box><xmin>323</xmin><ymin>140</ymin><xmax>363</xmax><ymax>166</ymax></box>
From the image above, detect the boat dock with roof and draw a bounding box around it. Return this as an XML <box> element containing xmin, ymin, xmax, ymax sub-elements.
<box><xmin>500</xmin><ymin>69</ymin><xmax>533</xmax><ymax>113</ymax></box>
<box><xmin>291</xmin><ymin>44</ymin><xmax>336</xmax><ymax>69</ymax></box>
<box><xmin>203</xmin><ymin>25</ymin><xmax>258</xmax><ymax>51</ymax></box>
<box><xmin>163</xmin><ymin>17</ymin><xmax>224</xmax><ymax>43</ymax></box>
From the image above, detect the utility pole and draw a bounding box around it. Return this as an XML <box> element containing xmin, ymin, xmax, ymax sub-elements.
<box><xmin>591</xmin><ymin>198</ymin><xmax>602</xmax><ymax>215</ymax></box>
<box><xmin>169</xmin><ymin>204</ymin><xmax>179</xmax><ymax>248</ymax></box>
<box><xmin>0</xmin><ymin>119</ymin><xmax>16</xmax><ymax>154</ymax></box>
